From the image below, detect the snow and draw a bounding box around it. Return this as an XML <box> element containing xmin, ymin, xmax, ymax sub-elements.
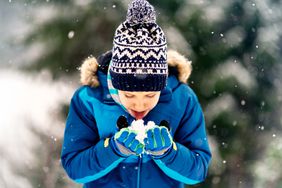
<box><xmin>0</xmin><ymin>69</ymin><xmax>75</xmax><ymax>188</ymax></box>
<box><xmin>241</xmin><ymin>100</ymin><xmax>246</xmax><ymax>106</ymax></box>
<box><xmin>128</xmin><ymin>119</ymin><xmax>158</xmax><ymax>144</ymax></box>
<box><xmin>68</xmin><ymin>31</ymin><xmax>75</xmax><ymax>39</ymax></box>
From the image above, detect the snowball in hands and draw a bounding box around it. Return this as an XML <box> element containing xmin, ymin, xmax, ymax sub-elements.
<box><xmin>128</xmin><ymin>120</ymin><xmax>157</xmax><ymax>145</ymax></box>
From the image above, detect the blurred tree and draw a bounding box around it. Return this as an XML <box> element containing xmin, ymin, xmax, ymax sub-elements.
<box><xmin>24</xmin><ymin>0</ymin><xmax>126</xmax><ymax>78</ymax></box>
<box><xmin>21</xmin><ymin>0</ymin><xmax>282</xmax><ymax>188</ymax></box>
<box><xmin>150</xmin><ymin>0</ymin><xmax>281</xmax><ymax>188</ymax></box>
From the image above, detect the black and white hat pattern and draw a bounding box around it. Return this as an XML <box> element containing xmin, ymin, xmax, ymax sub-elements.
<box><xmin>110</xmin><ymin>0</ymin><xmax>168</xmax><ymax>91</ymax></box>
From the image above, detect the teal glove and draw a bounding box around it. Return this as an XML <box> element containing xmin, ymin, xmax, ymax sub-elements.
<box><xmin>145</xmin><ymin>126</ymin><xmax>173</xmax><ymax>157</ymax></box>
<box><xmin>112</xmin><ymin>128</ymin><xmax>144</xmax><ymax>156</ymax></box>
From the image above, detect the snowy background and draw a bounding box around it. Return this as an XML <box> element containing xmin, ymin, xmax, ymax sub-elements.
<box><xmin>0</xmin><ymin>0</ymin><xmax>281</xmax><ymax>188</ymax></box>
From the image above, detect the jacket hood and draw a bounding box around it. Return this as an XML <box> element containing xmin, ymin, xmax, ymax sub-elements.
<box><xmin>80</xmin><ymin>50</ymin><xmax>192</xmax><ymax>88</ymax></box>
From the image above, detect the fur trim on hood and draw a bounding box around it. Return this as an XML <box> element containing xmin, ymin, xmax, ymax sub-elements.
<box><xmin>80</xmin><ymin>50</ymin><xmax>192</xmax><ymax>87</ymax></box>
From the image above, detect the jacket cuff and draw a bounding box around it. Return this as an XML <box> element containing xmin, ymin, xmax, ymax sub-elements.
<box><xmin>96</xmin><ymin>137</ymin><xmax>125</xmax><ymax>162</ymax></box>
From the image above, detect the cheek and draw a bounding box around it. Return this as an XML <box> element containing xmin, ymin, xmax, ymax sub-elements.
<box><xmin>119</xmin><ymin>97</ymin><xmax>131</xmax><ymax>108</ymax></box>
<box><xmin>148</xmin><ymin>98</ymin><xmax>159</xmax><ymax>109</ymax></box>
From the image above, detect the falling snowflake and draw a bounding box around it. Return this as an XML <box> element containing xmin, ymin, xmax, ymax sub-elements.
<box><xmin>68</xmin><ymin>31</ymin><xmax>75</xmax><ymax>39</ymax></box>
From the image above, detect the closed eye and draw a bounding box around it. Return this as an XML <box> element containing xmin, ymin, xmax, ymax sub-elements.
<box><xmin>146</xmin><ymin>94</ymin><xmax>156</xmax><ymax>98</ymax></box>
<box><xmin>125</xmin><ymin>94</ymin><xmax>134</xmax><ymax>98</ymax></box>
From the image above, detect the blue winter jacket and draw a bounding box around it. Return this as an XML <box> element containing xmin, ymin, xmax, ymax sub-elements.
<box><xmin>61</xmin><ymin>51</ymin><xmax>212</xmax><ymax>188</ymax></box>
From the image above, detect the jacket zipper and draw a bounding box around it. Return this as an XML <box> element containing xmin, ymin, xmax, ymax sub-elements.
<box><xmin>137</xmin><ymin>155</ymin><xmax>142</xmax><ymax>188</ymax></box>
<box><xmin>126</xmin><ymin>115</ymin><xmax>142</xmax><ymax>188</ymax></box>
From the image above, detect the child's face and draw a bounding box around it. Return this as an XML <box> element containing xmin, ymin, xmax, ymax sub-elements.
<box><xmin>118</xmin><ymin>90</ymin><xmax>161</xmax><ymax>120</ymax></box>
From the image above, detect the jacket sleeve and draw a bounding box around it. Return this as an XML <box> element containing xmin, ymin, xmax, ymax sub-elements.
<box><xmin>153</xmin><ymin>87</ymin><xmax>212</xmax><ymax>185</ymax></box>
<box><xmin>61</xmin><ymin>88</ymin><xmax>125</xmax><ymax>183</ymax></box>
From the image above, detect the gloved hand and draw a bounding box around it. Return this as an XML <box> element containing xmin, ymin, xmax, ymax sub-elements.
<box><xmin>111</xmin><ymin>115</ymin><xmax>144</xmax><ymax>157</ymax></box>
<box><xmin>145</xmin><ymin>125</ymin><xmax>173</xmax><ymax>158</ymax></box>
<box><xmin>112</xmin><ymin>128</ymin><xmax>144</xmax><ymax>156</ymax></box>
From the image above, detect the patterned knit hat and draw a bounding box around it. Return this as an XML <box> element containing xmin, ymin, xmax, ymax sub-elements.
<box><xmin>110</xmin><ymin>0</ymin><xmax>168</xmax><ymax>91</ymax></box>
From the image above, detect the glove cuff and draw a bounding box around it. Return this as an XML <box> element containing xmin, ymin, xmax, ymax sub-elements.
<box><xmin>110</xmin><ymin>137</ymin><xmax>131</xmax><ymax>158</ymax></box>
<box><xmin>149</xmin><ymin>142</ymin><xmax>174</xmax><ymax>159</ymax></box>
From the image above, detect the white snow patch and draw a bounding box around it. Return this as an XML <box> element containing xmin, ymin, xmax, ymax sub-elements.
<box><xmin>204</xmin><ymin>94</ymin><xmax>237</xmax><ymax>124</ymax></box>
<box><xmin>128</xmin><ymin>120</ymin><xmax>158</xmax><ymax>144</ymax></box>
<box><xmin>0</xmin><ymin>68</ymin><xmax>75</xmax><ymax>188</ymax></box>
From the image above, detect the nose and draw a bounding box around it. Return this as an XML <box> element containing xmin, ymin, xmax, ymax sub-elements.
<box><xmin>133</xmin><ymin>100</ymin><xmax>147</xmax><ymax>111</ymax></box>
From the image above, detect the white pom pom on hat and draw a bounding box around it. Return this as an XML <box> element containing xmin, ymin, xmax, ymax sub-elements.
<box><xmin>126</xmin><ymin>0</ymin><xmax>156</xmax><ymax>25</ymax></box>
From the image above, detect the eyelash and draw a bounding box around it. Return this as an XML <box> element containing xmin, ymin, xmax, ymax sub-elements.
<box><xmin>125</xmin><ymin>95</ymin><xmax>134</xmax><ymax>98</ymax></box>
<box><xmin>125</xmin><ymin>95</ymin><xmax>155</xmax><ymax>98</ymax></box>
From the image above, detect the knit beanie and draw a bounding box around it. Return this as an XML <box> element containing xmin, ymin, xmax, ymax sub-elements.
<box><xmin>110</xmin><ymin>0</ymin><xmax>168</xmax><ymax>91</ymax></box>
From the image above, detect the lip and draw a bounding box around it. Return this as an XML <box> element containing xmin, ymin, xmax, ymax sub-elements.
<box><xmin>129</xmin><ymin>110</ymin><xmax>148</xmax><ymax>120</ymax></box>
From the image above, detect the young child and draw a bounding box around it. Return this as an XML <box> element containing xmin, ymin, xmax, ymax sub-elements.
<box><xmin>61</xmin><ymin>0</ymin><xmax>211</xmax><ymax>187</ymax></box>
